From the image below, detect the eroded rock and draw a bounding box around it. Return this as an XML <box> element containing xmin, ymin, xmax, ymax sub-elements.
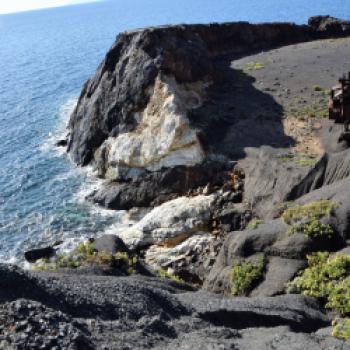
<box><xmin>117</xmin><ymin>194</ymin><xmax>215</xmax><ymax>249</ymax></box>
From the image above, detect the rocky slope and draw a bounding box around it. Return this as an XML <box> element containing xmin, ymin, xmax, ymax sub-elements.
<box><xmin>0</xmin><ymin>264</ymin><xmax>346</xmax><ymax>349</ymax></box>
<box><xmin>9</xmin><ymin>15</ymin><xmax>350</xmax><ymax>349</ymax></box>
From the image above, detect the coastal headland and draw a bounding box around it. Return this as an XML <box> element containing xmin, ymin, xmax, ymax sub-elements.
<box><xmin>2</xmin><ymin>15</ymin><xmax>350</xmax><ymax>349</ymax></box>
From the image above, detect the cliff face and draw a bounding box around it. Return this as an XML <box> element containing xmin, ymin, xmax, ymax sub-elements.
<box><xmin>68</xmin><ymin>16</ymin><xmax>350</xmax><ymax>174</ymax></box>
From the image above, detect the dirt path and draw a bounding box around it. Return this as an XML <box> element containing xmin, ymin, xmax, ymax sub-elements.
<box><xmin>230</xmin><ymin>37</ymin><xmax>350</xmax><ymax>156</ymax></box>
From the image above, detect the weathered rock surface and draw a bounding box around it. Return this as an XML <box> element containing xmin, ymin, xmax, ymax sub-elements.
<box><xmin>88</xmin><ymin>159</ymin><xmax>234</xmax><ymax>210</ymax></box>
<box><xmin>0</xmin><ymin>264</ymin><xmax>346</xmax><ymax>349</ymax></box>
<box><xmin>117</xmin><ymin>194</ymin><xmax>216</xmax><ymax>249</ymax></box>
<box><xmin>92</xmin><ymin>234</ymin><xmax>130</xmax><ymax>255</ymax></box>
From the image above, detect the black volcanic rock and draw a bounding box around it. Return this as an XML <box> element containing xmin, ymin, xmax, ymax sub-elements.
<box><xmin>0</xmin><ymin>264</ymin><xmax>346</xmax><ymax>349</ymax></box>
<box><xmin>88</xmin><ymin>160</ymin><xmax>234</xmax><ymax>210</ymax></box>
<box><xmin>67</xmin><ymin>17</ymin><xmax>350</xmax><ymax>167</ymax></box>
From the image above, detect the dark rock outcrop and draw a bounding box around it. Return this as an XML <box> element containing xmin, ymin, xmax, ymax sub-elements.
<box><xmin>204</xmin><ymin>209</ymin><xmax>346</xmax><ymax>295</ymax></box>
<box><xmin>92</xmin><ymin>234</ymin><xmax>130</xmax><ymax>255</ymax></box>
<box><xmin>67</xmin><ymin>16</ymin><xmax>350</xmax><ymax>213</ymax></box>
<box><xmin>24</xmin><ymin>246</ymin><xmax>56</xmax><ymax>263</ymax></box>
<box><xmin>68</xmin><ymin>17</ymin><xmax>350</xmax><ymax>166</ymax></box>
<box><xmin>89</xmin><ymin>160</ymin><xmax>235</xmax><ymax>210</ymax></box>
<box><xmin>0</xmin><ymin>264</ymin><xmax>345</xmax><ymax>349</ymax></box>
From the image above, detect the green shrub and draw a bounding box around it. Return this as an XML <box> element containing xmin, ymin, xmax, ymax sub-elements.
<box><xmin>32</xmin><ymin>241</ymin><xmax>136</xmax><ymax>275</ymax></box>
<box><xmin>327</xmin><ymin>277</ymin><xmax>350</xmax><ymax>315</ymax></box>
<box><xmin>231</xmin><ymin>256</ymin><xmax>265</xmax><ymax>296</ymax></box>
<box><xmin>282</xmin><ymin>200</ymin><xmax>334</xmax><ymax>224</ymax></box>
<box><xmin>295</xmin><ymin>158</ymin><xmax>317</xmax><ymax>167</ymax></box>
<box><xmin>332</xmin><ymin>318</ymin><xmax>350</xmax><ymax>340</ymax></box>
<box><xmin>282</xmin><ymin>200</ymin><xmax>335</xmax><ymax>238</ymax></box>
<box><xmin>246</xmin><ymin>218</ymin><xmax>264</xmax><ymax>230</ymax></box>
<box><xmin>288</xmin><ymin>252</ymin><xmax>350</xmax><ymax>316</ymax></box>
<box><xmin>313</xmin><ymin>85</ymin><xmax>323</xmax><ymax>92</ymax></box>
<box><xmin>244</xmin><ymin>61</ymin><xmax>264</xmax><ymax>71</ymax></box>
<box><xmin>156</xmin><ymin>268</ymin><xmax>183</xmax><ymax>283</ymax></box>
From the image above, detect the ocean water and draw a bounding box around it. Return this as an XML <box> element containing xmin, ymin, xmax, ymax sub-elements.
<box><xmin>0</xmin><ymin>0</ymin><xmax>349</xmax><ymax>264</ymax></box>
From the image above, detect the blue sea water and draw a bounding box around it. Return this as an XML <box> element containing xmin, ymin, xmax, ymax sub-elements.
<box><xmin>0</xmin><ymin>0</ymin><xmax>349</xmax><ymax>264</ymax></box>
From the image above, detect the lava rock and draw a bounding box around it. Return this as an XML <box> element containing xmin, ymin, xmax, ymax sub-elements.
<box><xmin>93</xmin><ymin>235</ymin><xmax>130</xmax><ymax>255</ymax></box>
<box><xmin>24</xmin><ymin>246</ymin><xmax>55</xmax><ymax>263</ymax></box>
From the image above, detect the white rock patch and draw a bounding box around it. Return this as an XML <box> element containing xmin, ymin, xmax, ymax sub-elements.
<box><xmin>98</xmin><ymin>75</ymin><xmax>208</xmax><ymax>180</ymax></box>
<box><xmin>117</xmin><ymin>194</ymin><xmax>215</xmax><ymax>248</ymax></box>
<box><xmin>145</xmin><ymin>233</ymin><xmax>215</xmax><ymax>269</ymax></box>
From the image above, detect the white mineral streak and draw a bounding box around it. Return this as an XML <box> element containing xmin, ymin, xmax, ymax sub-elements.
<box><xmin>99</xmin><ymin>75</ymin><xmax>207</xmax><ymax>179</ymax></box>
<box><xmin>145</xmin><ymin>233</ymin><xmax>214</xmax><ymax>268</ymax></box>
<box><xmin>116</xmin><ymin>194</ymin><xmax>215</xmax><ymax>248</ymax></box>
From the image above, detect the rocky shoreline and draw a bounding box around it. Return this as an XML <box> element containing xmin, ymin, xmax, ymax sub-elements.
<box><xmin>3</xmin><ymin>15</ymin><xmax>350</xmax><ymax>349</ymax></box>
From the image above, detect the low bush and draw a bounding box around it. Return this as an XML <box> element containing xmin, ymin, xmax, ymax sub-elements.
<box><xmin>231</xmin><ymin>256</ymin><xmax>265</xmax><ymax>296</ymax></box>
<box><xmin>332</xmin><ymin>318</ymin><xmax>350</xmax><ymax>340</ymax></box>
<box><xmin>245</xmin><ymin>218</ymin><xmax>264</xmax><ymax>230</ymax></box>
<box><xmin>288</xmin><ymin>252</ymin><xmax>350</xmax><ymax>316</ymax></box>
<box><xmin>282</xmin><ymin>200</ymin><xmax>335</xmax><ymax>238</ymax></box>
<box><xmin>33</xmin><ymin>241</ymin><xmax>137</xmax><ymax>275</ymax></box>
<box><xmin>156</xmin><ymin>268</ymin><xmax>183</xmax><ymax>283</ymax></box>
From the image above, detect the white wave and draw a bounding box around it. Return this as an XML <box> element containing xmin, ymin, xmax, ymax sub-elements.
<box><xmin>40</xmin><ymin>97</ymin><xmax>77</xmax><ymax>155</ymax></box>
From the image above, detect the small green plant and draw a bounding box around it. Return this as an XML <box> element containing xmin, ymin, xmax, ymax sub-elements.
<box><xmin>282</xmin><ymin>200</ymin><xmax>334</xmax><ymax>224</ymax></box>
<box><xmin>32</xmin><ymin>241</ymin><xmax>137</xmax><ymax>275</ymax></box>
<box><xmin>286</xmin><ymin>104</ymin><xmax>329</xmax><ymax>119</ymax></box>
<box><xmin>327</xmin><ymin>276</ymin><xmax>350</xmax><ymax>316</ymax></box>
<box><xmin>244</xmin><ymin>61</ymin><xmax>264</xmax><ymax>71</ymax></box>
<box><xmin>332</xmin><ymin>318</ymin><xmax>350</xmax><ymax>340</ymax></box>
<box><xmin>156</xmin><ymin>268</ymin><xmax>183</xmax><ymax>283</ymax></box>
<box><xmin>288</xmin><ymin>252</ymin><xmax>350</xmax><ymax>316</ymax></box>
<box><xmin>282</xmin><ymin>200</ymin><xmax>335</xmax><ymax>239</ymax></box>
<box><xmin>313</xmin><ymin>85</ymin><xmax>323</xmax><ymax>92</ymax></box>
<box><xmin>231</xmin><ymin>256</ymin><xmax>265</xmax><ymax>296</ymax></box>
<box><xmin>246</xmin><ymin>218</ymin><xmax>264</xmax><ymax>230</ymax></box>
<box><xmin>278</xmin><ymin>153</ymin><xmax>294</xmax><ymax>163</ymax></box>
<box><xmin>295</xmin><ymin>158</ymin><xmax>317</xmax><ymax>167</ymax></box>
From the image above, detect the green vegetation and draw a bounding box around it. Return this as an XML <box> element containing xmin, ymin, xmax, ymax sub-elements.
<box><xmin>313</xmin><ymin>85</ymin><xmax>323</xmax><ymax>92</ymax></box>
<box><xmin>278</xmin><ymin>153</ymin><xmax>317</xmax><ymax>167</ymax></box>
<box><xmin>295</xmin><ymin>158</ymin><xmax>317</xmax><ymax>167</ymax></box>
<box><xmin>244</xmin><ymin>61</ymin><xmax>264</xmax><ymax>71</ymax></box>
<box><xmin>156</xmin><ymin>268</ymin><xmax>184</xmax><ymax>283</ymax></box>
<box><xmin>231</xmin><ymin>256</ymin><xmax>265</xmax><ymax>296</ymax></box>
<box><xmin>32</xmin><ymin>241</ymin><xmax>137</xmax><ymax>275</ymax></box>
<box><xmin>246</xmin><ymin>218</ymin><xmax>264</xmax><ymax>230</ymax></box>
<box><xmin>288</xmin><ymin>252</ymin><xmax>350</xmax><ymax>316</ymax></box>
<box><xmin>282</xmin><ymin>200</ymin><xmax>334</xmax><ymax>223</ymax></box>
<box><xmin>278</xmin><ymin>153</ymin><xmax>294</xmax><ymax>163</ymax></box>
<box><xmin>286</xmin><ymin>104</ymin><xmax>328</xmax><ymax>120</ymax></box>
<box><xmin>332</xmin><ymin>318</ymin><xmax>350</xmax><ymax>340</ymax></box>
<box><xmin>282</xmin><ymin>200</ymin><xmax>335</xmax><ymax>238</ymax></box>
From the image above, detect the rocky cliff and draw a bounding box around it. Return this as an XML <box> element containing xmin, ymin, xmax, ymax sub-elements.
<box><xmin>17</xmin><ymin>15</ymin><xmax>350</xmax><ymax>348</ymax></box>
<box><xmin>67</xmin><ymin>16</ymin><xmax>350</xmax><ymax>210</ymax></box>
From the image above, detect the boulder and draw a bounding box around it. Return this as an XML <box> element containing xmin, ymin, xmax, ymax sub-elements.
<box><xmin>88</xmin><ymin>160</ymin><xmax>233</xmax><ymax>210</ymax></box>
<box><xmin>145</xmin><ymin>233</ymin><xmax>215</xmax><ymax>283</ymax></box>
<box><xmin>24</xmin><ymin>246</ymin><xmax>55</xmax><ymax>263</ymax></box>
<box><xmin>117</xmin><ymin>194</ymin><xmax>215</xmax><ymax>248</ymax></box>
<box><xmin>92</xmin><ymin>234</ymin><xmax>130</xmax><ymax>255</ymax></box>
